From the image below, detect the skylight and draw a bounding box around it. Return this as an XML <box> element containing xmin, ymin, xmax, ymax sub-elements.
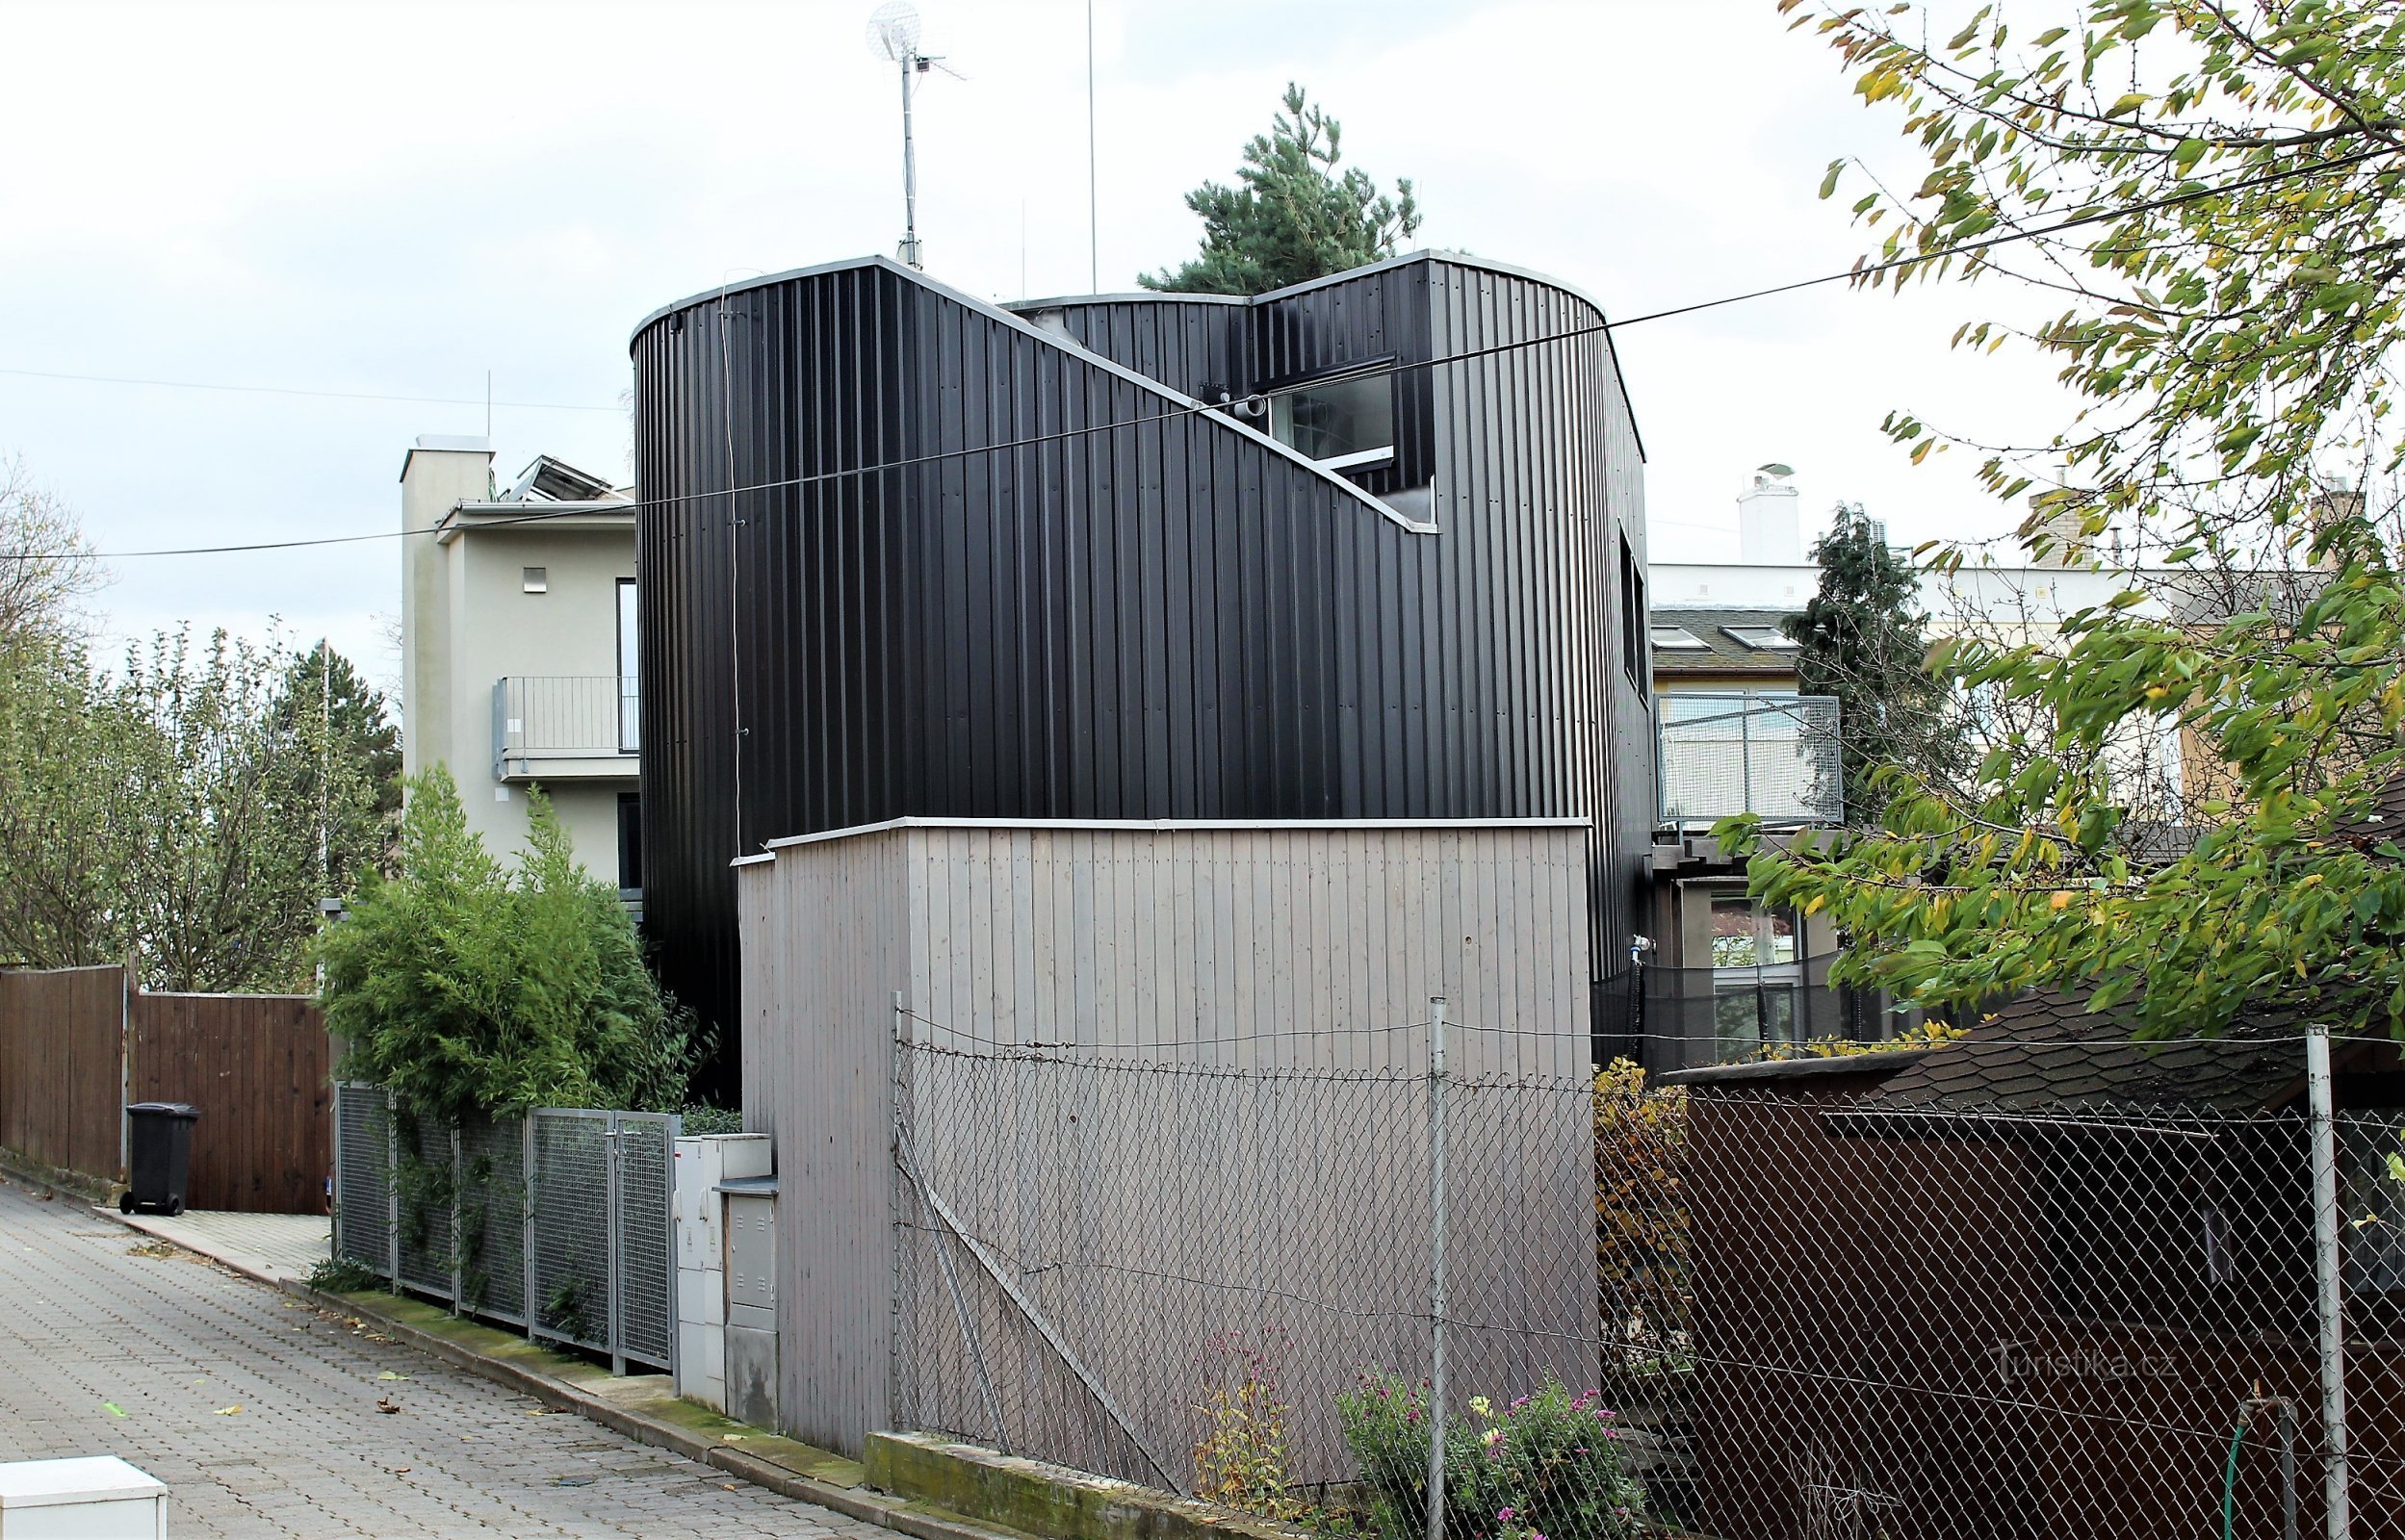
<box><xmin>1650</xmin><ymin>628</ymin><xmax>1710</xmax><ymax>651</ymax></box>
<box><xmin>1722</xmin><ymin>625</ymin><xmax>1800</xmax><ymax>652</ymax></box>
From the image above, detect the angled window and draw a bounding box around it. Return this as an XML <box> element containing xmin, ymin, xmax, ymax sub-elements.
<box><xmin>1267</xmin><ymin>369</ymin><xmax>1395</xmax><ymax>470</ymax></box>
<box><xmin>1619</xmin><ymin>535</ymin><xmax>1647</xmax><ymax>689</ymax></box>
<box><xmin>1721</xmin><ymin>624</ymin><xmax>1798</xmax><ymax>652</ymax></box>
<box><xmin>1650</xmin><ymin>627</ymin><xmax>1710</xmax><ymax>651</ymax></box>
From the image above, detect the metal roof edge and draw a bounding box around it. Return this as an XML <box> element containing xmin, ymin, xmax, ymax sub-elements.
<box><xmin>743</xmin><ymin>814</ymin><xmax>1592</xmax><ymax>861</ymax></box>
<box><xmin>632</xmin><ymin>255</ymin><xmax>1436</xmax><ymax>536</ymax></box>
<box><xmin>1004</xmin><ymin>290</ymin><xmax>1250</xmax><ymax>311</ymax></box>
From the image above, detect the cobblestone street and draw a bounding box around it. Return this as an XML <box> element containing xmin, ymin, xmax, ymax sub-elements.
<box><xmin>0</xmin><ymin>1174</ymin><xmax>888</xmax><ymax>1538</ymax></box>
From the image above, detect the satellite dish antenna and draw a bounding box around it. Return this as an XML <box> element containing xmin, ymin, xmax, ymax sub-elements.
<box><xmin>866</xmin><ymin>2</ymin><xmax>962</xmax><ymax>270</ymax></box>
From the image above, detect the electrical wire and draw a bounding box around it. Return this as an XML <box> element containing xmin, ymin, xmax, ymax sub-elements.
<box><xmin>0</xmin><ymin>364</ymin><xmax>621</xmax><ymax>413</ymax></box>
<box><xmin>6</xmin><ymin>147</ymin><xmax>2389</xmax><ymax>565</ymax></box>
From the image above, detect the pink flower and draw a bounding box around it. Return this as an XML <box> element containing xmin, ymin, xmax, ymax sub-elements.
<box><xmin>1496</xmin><ymin>1509</ymin><xmax>1515</xmax><ymax>1523</ymax></box>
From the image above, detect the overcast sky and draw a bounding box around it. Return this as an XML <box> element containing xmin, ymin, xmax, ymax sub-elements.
<box><xmin>0</xmin><ymin>0</ymin><xmax>2072</xmax><ymax>697</ymax></box>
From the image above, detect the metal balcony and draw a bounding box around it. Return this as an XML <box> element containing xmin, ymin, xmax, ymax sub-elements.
<box><xmin>492</xmin><ymin>677</ymin><xmax>639</xmax><ymax>781</ymax></box>
<box><xmin>1656</xmin><ymin>691</ymin><xmax>1841</xmax><ymax>828</ymax></box>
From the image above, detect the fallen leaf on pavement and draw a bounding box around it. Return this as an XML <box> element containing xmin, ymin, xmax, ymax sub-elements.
<box><xmin>376</xmin><ymin>1397</ymin><xmax>401</xmax><ymax>1414</ymax></box>
<box><xmin>214</xmin><ymin>1405</ymin><xmax>242</xmax><ymax>1416</ymax></box>
<box><xmin>101</xmin><ymin>1402</ymin><xmax>125</xmax><ymax>1418</ymax></box>
<box><xmin>393</xmin><ymin>1467</ymin><xmax>410</xmax><ymax>1476</ymax></box>
<box><xmin>377</xmin><ymin>1371</ymin><xmax>410</xmax><ymax>1381</ymax></box>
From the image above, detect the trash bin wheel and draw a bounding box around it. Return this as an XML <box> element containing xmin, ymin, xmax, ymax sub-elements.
<box><xmin>118</xmin><ymin>1192</ymin><xmax>136</xmax><ymax>1215</ymax></box>
<box><xmin>165</xmin><ymin>1196</ymin><xmax>184</xmax><ymax>1218</ymax></box>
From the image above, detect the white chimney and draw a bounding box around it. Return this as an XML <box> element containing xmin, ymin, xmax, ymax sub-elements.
<box><xmin>1737</xmin><ymin>464</ymin><xmax>1802</xmax><ymax>564</ymax></box>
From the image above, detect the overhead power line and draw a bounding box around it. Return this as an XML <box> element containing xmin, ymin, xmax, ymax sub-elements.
<box><xmin>0</xmin><ymin>365</ymin><xmax>623</xmax><ymax>413</ymax></box>
<box><xmin>7</xmin><ymin>147</ymin><xmax>2388</xmax><ymax>564</ymax></box>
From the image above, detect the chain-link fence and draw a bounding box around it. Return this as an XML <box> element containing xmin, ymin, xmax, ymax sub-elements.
<box><xmin>889</xmin><ymin>1020</ymin><xmax>2405</xmax><ymax>1540</ymax></box>
<box><xmin>330</xmin><ymin>1087</ymin><xmax>679</xmax><ymax>1375</ymax></box>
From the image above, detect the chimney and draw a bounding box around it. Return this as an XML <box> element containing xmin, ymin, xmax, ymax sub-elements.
<box><xmin>2023</xmin><ymin>496</ymin><xmax>2093</xmax><ymax>569</ymax></box>
<box><xmin>1737</xmin><ymin>464</ymin><xmax>1802</xmax><ymax>564</ymax></box>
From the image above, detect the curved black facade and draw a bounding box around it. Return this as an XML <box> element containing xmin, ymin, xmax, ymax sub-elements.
<box><xmin>632</xmin><ymin>253</ymin><xmax>1653</xmax><ymax>1097</ymax></box>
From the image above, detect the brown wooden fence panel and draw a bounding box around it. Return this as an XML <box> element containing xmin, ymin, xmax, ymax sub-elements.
<box><xmin>0</xmin><ymin>965</ymin><xmax>127</xmax><ymax>1181</ymax></box>
<box><xmin>129</xmin><ymin>992</ymin><xmax>329</xmax><ymax>1214</ymax></box>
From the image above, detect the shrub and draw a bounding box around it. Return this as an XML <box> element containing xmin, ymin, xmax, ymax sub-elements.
<box><xmin>315</xmin><ymin>768</ymin><xmax>702</xmax><ymax>1123</ymax></box>
<box><xmin>1338</xmin><ymin>1372</ymin><xmax>1644</xmax><ymax>1540</ymax></box>
<box><xmin>1192</xmin><ymin>1331</ymin><xmax>1304</xmax><ymax>1521</ymax></box>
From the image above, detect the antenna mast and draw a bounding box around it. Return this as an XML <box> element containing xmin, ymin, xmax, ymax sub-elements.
<box><xmin>867</xmin><ymin>2</ymin><xmax>942</xmax><ymax>270</ymax></box>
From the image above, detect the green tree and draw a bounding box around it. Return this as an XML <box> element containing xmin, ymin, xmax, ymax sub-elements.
<box><xmin>1731</xmin><ymin>3</ymin><xmax>2405</xmax><ymax>1038</ymax></box>
<box><xmin>272</xmin><ymin>641</ymin><xmax>401</xmax><ymax>874</ymax></box>
<box><xmin>1144</xmin><ymin>84</ymin><xmax>1421</xmax><ymax>296</ymax></box>
<box><xmin>0</xmin><ymin>635</ymin><xmax>139</xmax><ymax>968</ymax></box>
<box><xmin>316</xmin><ymin>768</ymin><xmax>700</xmax><ymax>1123</ymax></box>
<box><xmin>0</xmin><ymin>626</ymin><xmax>390</xmax><ymax>989</ymax></box>
<box><xmin>1784</xmin><ymin>504</ymin><xmax>1950</xmax><ymax>824</ymax></box>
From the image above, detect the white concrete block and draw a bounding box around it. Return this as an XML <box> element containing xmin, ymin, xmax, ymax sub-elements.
<box><xmin>0</xmin><ymin>1456</ymin><xmax>168</xmax><ymax>1539</ymax></box>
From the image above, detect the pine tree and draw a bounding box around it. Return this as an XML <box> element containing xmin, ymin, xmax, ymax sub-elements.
<box><xmin>1143</xmin><ymin>84</ymin><xmax>1420</xmax><ymax>296</ymax></box>
<box><xmin>1783</xmin><ymin>505</ymin><xmax>1945</xmax><ymax>825</ymax></box>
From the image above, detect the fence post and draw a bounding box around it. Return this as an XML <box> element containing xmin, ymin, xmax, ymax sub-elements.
<box><xmin>449</xmin><ymin>1124</ymin><xmax>464</xmax><ymax>1313</ymax></box>
<box><xmin>1424</xmin><ymin>995</ymin><xmax>1449</xmax><ymax>1540</ymax></box>
<box><xmin>2307</xmin><ymin>1028</ymin><xmax>2351</xmax><ymax>1540</ymax></box>
<box><xmin>606</xmin><ymin>1116</ymin><xmax>627</xmax><ymax>1376</ymax></box>
<box><xmin>385</xmin><ymin>1091</ymin><xmax>401</xmax><ymax>1288</ymax></box>
<box><xmin>522</xmin><ymin>1113</ymin><xmax>539</xmax><ymax>1338</ymax></box>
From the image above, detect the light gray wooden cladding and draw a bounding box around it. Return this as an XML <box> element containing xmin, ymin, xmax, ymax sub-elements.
<box><xmin>737</xmin><ymin>817</ymin><xmax>1595</xmax><ymax>1468</ymax></box>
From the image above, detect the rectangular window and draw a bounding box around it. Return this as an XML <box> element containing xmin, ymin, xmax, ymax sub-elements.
<box><xmin>522</xmin><ymin>566</ymin><xmax>548</xmax><ymax>594</ymax></box>
<box><xmin>616</xmin><ymin>792</ymin><xmax>642</xmax><ymax>898</ymax></box>
<box><xmin>617</xmin><ymin>578</ymin><xmax>639</xmax><ymax>754</ymax></box>
<box><xmin>1619</xmin><ymin>534</ymin><xmax>1647</xmax><ymax>689</ymax></box>
<box><xmin>1268</xmin><ymin>370</ymin><xmax>1395</xmax><ymax>469</ymax></box>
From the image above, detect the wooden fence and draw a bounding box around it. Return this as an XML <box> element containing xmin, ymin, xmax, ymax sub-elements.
<box><xmin>0</xmin><ymin>965</ymin><xmax>329</xmax><ymax>1213</ymax></box>
<box><xmin>0</xmin><ymin>966</ymin><xmax>127</xmax><ymax>1184</ymax></box>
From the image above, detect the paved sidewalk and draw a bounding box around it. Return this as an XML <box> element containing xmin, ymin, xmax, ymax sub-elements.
<box><xmin>0</xmin><ymin>1173</ymin><xmax>889</xmax><ymax>1538</ymax></box>
<box><xmin>109</xmin><ymin>1208</ymin><xmax>329</xmax><ymax>1286</ymax></box>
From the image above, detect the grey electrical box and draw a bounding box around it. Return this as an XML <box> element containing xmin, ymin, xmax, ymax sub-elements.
<box><xmin>720</xmin><ymin>1177</ymin><xmax>777</xmax><ymax>1333</ymax></box>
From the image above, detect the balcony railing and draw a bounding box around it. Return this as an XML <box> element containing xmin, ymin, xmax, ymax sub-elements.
<box><xmin>1656</xmin><ymin>691</ymin><xmax>1841</xmax><ymax>828</ymax></box>
<box><xmin>492</xmin><ymin>676</ymin><xmax>638</xmax><ymax>779</ymax></box>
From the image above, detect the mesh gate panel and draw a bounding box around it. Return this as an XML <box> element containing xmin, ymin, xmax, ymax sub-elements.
<box><xmin>333</xmin><ymin>1085</ymin><xmax>390</xmax><ymax>1274</ymax></box>
<box><xmin>530</xmin><ymin>1111</ymin><xmax>610</xmax><ymax>1353</ymax></box>
<box><xmin>395</xmin><ymin>1113</ymin><xmax>454</xmax><ymax>1300</ymax></box>
<box><xmin>612</xmin><ymin>1114</ymin><xmax>678</xmax><ymax>1370</ymax></box>
<box><xmin>458</xmin><ymin>1112</ymin><xmax>527</xmax><ymax>1325</ymax></box>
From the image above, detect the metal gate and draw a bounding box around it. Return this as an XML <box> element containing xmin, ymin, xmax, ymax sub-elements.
<box><xmin>331</xmin><ymin>1086</ymin><xmax>679</xmax><ymax>1375</ymax></box>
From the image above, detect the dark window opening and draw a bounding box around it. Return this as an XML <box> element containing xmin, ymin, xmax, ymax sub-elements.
<box><xmin>1619</xmin><ymin>534</ymin><xmax>1647</xmax><ymax>690</ymax></box>
<box><xmin>617</xmin><ymin>792</ymin><xmax>642</xmax><ymax>898</ymax></box>
<box><xmin>1267</xmin><ymin>368</ymin><xmax>1396</xmax><ymax>470</ymax></box>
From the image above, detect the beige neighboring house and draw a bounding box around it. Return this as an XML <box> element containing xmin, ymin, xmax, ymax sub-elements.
<box><xmin>400</xmin><ymin>435</ymin><xmax>641</xmax><ymax>897</ymax></box>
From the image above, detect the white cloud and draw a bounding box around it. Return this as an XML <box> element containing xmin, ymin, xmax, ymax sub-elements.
<box><xmin>0</xmin><ymin>0</ymin><xmax>2083</xmax><ymax>663</ymax></box>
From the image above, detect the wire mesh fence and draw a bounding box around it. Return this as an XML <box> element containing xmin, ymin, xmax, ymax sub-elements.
<box><xmin>330</xmin><ymin>1087</ymin><xmax>678</xmax><ymax>1374</ymax></box>
<box><xmin>889</xmin><ymin>1021</ymin><xmax>2405</xmax><ymax>1540</ymax></box>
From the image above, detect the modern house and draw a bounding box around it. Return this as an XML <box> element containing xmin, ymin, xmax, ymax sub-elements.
<box><xmin>1640</xmin><ymin>468</ymin><xmax>1849</xmax><ymax>1063</ymax></box>
<box><xmin>399</xmin><ymin>436</ymin><xmax>642</xmax><ymax>894</ymax></box>
<box><xmin>629</xmin><ymin>250</ymin><xmax>1658</xmax><ymax>1094</ymax></box>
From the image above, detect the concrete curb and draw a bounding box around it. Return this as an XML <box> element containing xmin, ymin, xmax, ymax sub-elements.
<box><xmin>279</xmin><ymin>1281</ymin><xmax>1034</xmax><ymax>1540</ymax></box>
<box><xmin>0</xmin><ymin>1146</ymin><xmax>116</xmax><ymax>1206</ymax></box>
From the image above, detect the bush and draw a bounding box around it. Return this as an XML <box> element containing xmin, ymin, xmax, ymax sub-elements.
<box><xmin>315</xmin><ymin>768</ymin><xmax>702</xmax><ymax>1123</ymax></box>
<box><xmin>1337</xmin><ymin>1372</ymin><xmax>1644</xmax><ymax>1540</ymax></box>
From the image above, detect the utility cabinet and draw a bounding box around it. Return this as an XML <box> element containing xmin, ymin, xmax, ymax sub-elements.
<box><xmin>671</xmin><ymin>1133</ymin><xmax>769</xmax><ymax>1411</ymax></box>
<box><xmin>0</xmin><ymin>1457</ymin><xmax>168</xmax><ymax>1539</ymax></box>
<box><xmin>720</xmin><ymin>1175</ymin><xmax>778</xmax><ymax>1431</ymax></box>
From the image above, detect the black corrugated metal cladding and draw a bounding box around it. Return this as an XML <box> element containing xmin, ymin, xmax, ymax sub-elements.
<box><xmin>633</xmin><ymin>253</ymin><xmax>1654</xmax><ymax>1101</ymax></box>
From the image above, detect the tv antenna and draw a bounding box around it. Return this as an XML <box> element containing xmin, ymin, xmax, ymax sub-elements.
<box><xmin>866</xmin><ymin>2</ymin><xmax>963</xmax><ymax>270</ymax></box>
